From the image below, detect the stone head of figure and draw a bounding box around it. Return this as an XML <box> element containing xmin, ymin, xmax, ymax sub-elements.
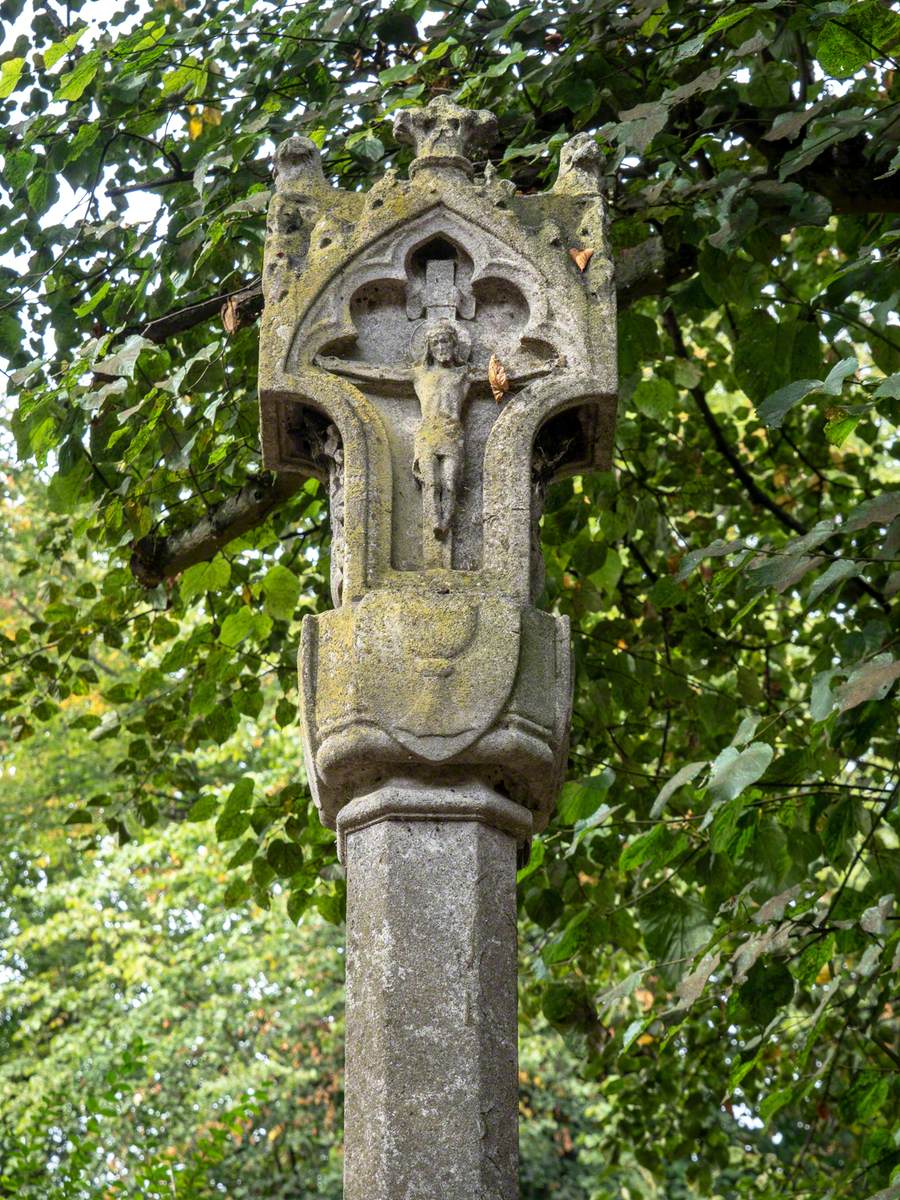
<box><xmin>422</xmin><ymin>321</ymin><xmax>461</xmax><ymax>367</ymax></box>
<box><xmin>394</xmin><ymin>96</ymin><xmax>497</xmax><ymax>165</ymax></box>
<box><xmin>274</xmin><ymin>135</ymin><xmax>322</xmax><ymax>185</ymax></box>
<box><xmin>556</xmin><ymin>132</ymin><xmax>605</xmax><ymax>194</ymax></box>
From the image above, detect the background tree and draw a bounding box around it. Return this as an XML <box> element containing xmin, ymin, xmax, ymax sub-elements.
<box><xmin>1</xmin><ymin>1</ymin><xmax>899</xmax><ymax>1197</ymax></box>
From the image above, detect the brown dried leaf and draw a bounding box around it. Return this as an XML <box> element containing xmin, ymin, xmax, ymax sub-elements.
<box><xmin>221</xmin><ymin>296</ymin><xmax>241</xmax><ymax>336</ymax></box>
<box><xmin>488</xmin><ymin>354</ymin><xmax>509</xmax><ymax>404</ymax></box>
<box><xmin>569</xmin><ymin>247</ymin><xmax>594</xmax><ymax>272</ymax></box>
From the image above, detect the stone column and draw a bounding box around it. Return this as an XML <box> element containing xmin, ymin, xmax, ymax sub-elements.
<box><xmin>256</xmin><ymin>95</ymin><xmax>617</xmax><ymax>1199</ymax></box>
<box><xmin>338</xmin><ymin>783</ymin><xmax>530</xmax><ymax>1200</ymax></box>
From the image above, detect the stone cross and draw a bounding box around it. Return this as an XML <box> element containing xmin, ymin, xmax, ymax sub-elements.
<box><xmin>258</xmin><ymin>96</ymin><xmax>617</xmax><ymax>1200</ymax></box>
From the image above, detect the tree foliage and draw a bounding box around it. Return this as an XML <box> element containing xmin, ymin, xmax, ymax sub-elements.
<box><xmin>2</xmin><ymin>0</ymin><xmax>899</xmax><ymax>1196</ymax></box>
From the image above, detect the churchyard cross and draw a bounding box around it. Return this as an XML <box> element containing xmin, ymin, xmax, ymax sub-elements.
<box><xmin>258</xmin><ymin>95</ymin><xmax>617</xmax><ymax>1200</ymax></box>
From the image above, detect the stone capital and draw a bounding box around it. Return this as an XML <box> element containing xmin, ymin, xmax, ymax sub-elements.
<box><xmin>335</xmin><ymin>780</ymin><xmax>533</xmax><ymax>864</ymax></box>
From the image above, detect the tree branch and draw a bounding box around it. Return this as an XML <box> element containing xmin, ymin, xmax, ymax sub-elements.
<box><xmin>118</xmin><ymin>240</ymin><xmax>684</xmax><ymax>357</ymax></box>
<box><xmin>130</xmin><ymin>475</ymin><xmax>301</xmax><ymax>588</ymax></box>
<box><xmin>106</xmin><ymin>171</ymin><xmax>194</xmax><ymax>198</ymax></box>
<box><xmin>664</xmin><ymin>308</ymin><xmax>890</xmax><ymax>613</ymax></box>
<box><xmin>127</xmin><ymin>279</ymin><xmax>264</xmax><ymax>344</ymax></box>
<box><xmin>663</xmin><ymin>308</ymin><xmax>806</xmax><ymax>536</ymax></box>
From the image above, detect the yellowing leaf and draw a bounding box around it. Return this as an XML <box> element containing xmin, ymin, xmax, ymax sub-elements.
<box><xmin>0</xmin><ymin>57</ymin><xmax>25</xmax><ymax>99</ymax></box>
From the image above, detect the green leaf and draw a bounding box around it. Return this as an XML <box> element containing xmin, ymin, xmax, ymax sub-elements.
<box><xmin>735</xmin><ymin>312</ymin><xmax>820</xmax><ymax>406</ymax></box>
<box><xmin>707</xmin><ymin>741</ymin><xmax>773</xmax><ymax>806</ymax></box>
<box><xmin>161</xmin><ymin>57</ymin><xmax>208</xmax><ymax>99</ymax></box>
<box><xmin>759</xmin><ymin>1086</ymin><xmax>795</xmax><ymax>1121</ymax></box>
<box><xmin>793</xmin><ymin>933</ymin><xmax>835</xmax><ymax>988</ymax></box>
<box><xmin>286</xmin><ymin>890</ymin><xmax>311</xmax><ymax>923</ymax></box>
<box><xmin>0</xmin><ymin>57</ymin><xmax>25</xmax><ymax>99</ymax></box>
<box><xmin>315</xmin><ymin>890</ymin><xmax>345</xmax><ymax>926</ymax></box>
<box><xmin>823</xmin><ymin>411</ymin><xmax>859</xmax><ymax>446</ymax></box>
<box><xmin>640</xmin><ymin>890</ymin><xmax>712</xmax><ymax>983</ymax></box>
<box><xmin>223</xmin><ymin>876</ymin><xmax>252</xmax><ymax>906</ymax></box>
<box><xmin>219</xmin><ymin>606</ymin><xmax>255</xmax><ymax>648</ymax></box>
<box><xmin>379</xmin><ymin>60</ymin><xmax>421</xmax><ymax>85</ymax></box>
<box><xmin>181</xmin><ymin>557</ymin><xmax>231</xmax><ymax>602</ymax></box>
<box><xmin>633</xmin><ymin>376</ymin><xmax>677</xmax><ymax>423</ymax></box>
<box><xmin>621</xmin><ymin>1017</ymin><xmax>650</xmax><ymax>1051</ymax></box>
<box><xmin>26</xmin><ymin>171</ymin><xmax>51</xmax><ymax>214</ymax></box>
<box><xmin>266</xmin><ymin>839</ymin><xmax>304</xmax><ymax>877</ymax></box>
<box><xmin>65</xmin><ymin>808</ymin><xmax>94</xmax><ymax>825</ymax></box>
<box><xmin>807</xmin><ymin>559</ymin><xmax>860</xmax><ymax>605</ymax></box>
<box><xmin>710</xmin><ymin>796</ymin><xmax>750</xmax><ymax>855</ymax></box>
<box><xmin>651</xmin><ymin>760</ymin><xmax>706</xmax><ymax>818</ymax></box>
<box><xmin>847</xmin><ymin>1071</ymin><xmax>891</xmax><ymax>1121</ymax></box>
<box><xmin>43</xmin><ymin>28</ymin><xmax>87</xmax><ymax>70</ymax></box>
<box><xmin>558</xmin><ymin>769</ymin><xmax>615</xmax><ymax>823</ymax></box>
<box><xmin>757</xmin><ymin>379</ymin><xmax>820</xmax><ymax>428</ymax></box>
<box><xmin>56</xmin><ymin>53</ymin><xmax>100</xmax><ymax>101</ymax></box>
<box><xmin>844</xmin><ymin>492</ymin><xmax>900</xmax><ymax>532</ymax></box>
<box><xmin>517</xmin><ymin>835</ymin><xmax>545</xmax><ymax>884</ymax></box>
<box><xmin>541</xmin><ymin>981</ymin><xmax>591</xmax><ymax>1027</ymax></box>
<box><xmin>74</xmin><ymin>280</ymin><xmax>112</xmax><ymax>318</ymax></box>
<box><xmin>227</xmin><ymin>838</ymin><xmax>258</xmax><ymax>868</ymax></box>
<box><xmin>619</xmin><ymin>824</ymin><xmax>689</xmax><ymax>873</ymax></box>
<box><xmin>823</xmin><ymin>797</ymin><xmax>861</xmax><ymax>859</ymax></box>
<box><xmin>186</xmin><ymin>795</ymin><xmax>218</xmax><ymax>821</ymax></box>
<box><xmin>542</xmin><ymin>910</ymin><xmax>592</xmax><ymax>965</ymax></box>
<box><xmin>739</xmin><ymin>958</ymin><xmax>794</xmax><ymax>1027</ymax></box>
<box><xmin>252</xmin><ymin>856</ymin><xmax>276</xmax><ymax>888</ymax></box>
<box><xmin>262</xmin><ymin>564</ymin><xmax>300</xmax><ymax>621</ymax></box>
<box><xmin>817</xmin><ymin>2</ymin><xmax>900</xmax><ymax>77</ymax></box>
<box><xmin>557</xmin><ymin>75</ymin><xmax>596</xmax><ymax>112</ymax></box>
<box><xmin>0</xmin><ymin>313</ymin><xmax>22</xmax><ymax>360</ymax></box>
<box><xmin>215</xmin><ymin>808</ymin><xmax>252</xmax><ymax>842</ymax></box>
<box><xmin>2</xmin><ymin>149</ymin><xmax>36</xmax><ymax>190</ymax></box>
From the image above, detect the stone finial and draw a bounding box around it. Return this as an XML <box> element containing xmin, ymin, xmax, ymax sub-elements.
<box><xmin>553</xmin><ymin>132</ymin><xmax>605</xmax><ymax>195</ymax></box>
<box><xmin>273</xmin><ymin>135</ymin><xmax>324</xmax><ymax>187</ymax></box>
<box><xmin>394</xmin><ymin>96</ymin><xmax>498</xmax><ymax>177</ymax></box>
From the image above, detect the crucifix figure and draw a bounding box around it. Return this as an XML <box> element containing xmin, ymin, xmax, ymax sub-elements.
<box><xmin>411</xmin><ymin>319</ymin><xmax>469</xmax><ymax>554</ymax></box>
<box><xmin>317</xmin><ymin>258</ymin><xmax>560</xmax><ymax>568</ymax></box>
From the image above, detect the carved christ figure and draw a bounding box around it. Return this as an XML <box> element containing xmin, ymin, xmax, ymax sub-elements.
<box><xmin>410</xmin><ymin>321</ymin><xmax>468</xmax><ymax>540</ymax></box>
<box><xmin>315</xmin><ymin>320</ymin><xmax>472</xmax><ymax>558</ymax></box>
<box><xmin>316</xmin><ymin>321</ymin><xmax>561</xmax><ymax>564</ymax></box>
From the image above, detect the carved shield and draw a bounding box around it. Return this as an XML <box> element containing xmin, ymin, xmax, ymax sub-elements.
<box><xmin>353</xmin><ymin>591</ymin><xmax>520</xmax><ymax>761</ymax></box>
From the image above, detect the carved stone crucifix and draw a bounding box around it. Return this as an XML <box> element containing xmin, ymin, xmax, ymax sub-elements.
<box><xmin>258</xmin><ymin>96</ymin><xmax>617</xmax><ymax>1200</ymax></box>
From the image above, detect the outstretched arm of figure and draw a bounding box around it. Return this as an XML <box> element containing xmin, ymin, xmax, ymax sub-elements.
<box><xmin>314</xmin><ymin>354</ymin><xmax>414</xmax><ymax>385</ymax></box>
<box><xmin>504</xmin><ymin>353</ymin><xmax>568</xmax><ymax>385</ymax></box>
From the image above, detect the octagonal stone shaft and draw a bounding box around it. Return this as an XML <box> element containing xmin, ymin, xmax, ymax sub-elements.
<box><xmin>341</xmin><ymin>791</ymin><xmax>522</xmax><ymax>1200</ymax></box>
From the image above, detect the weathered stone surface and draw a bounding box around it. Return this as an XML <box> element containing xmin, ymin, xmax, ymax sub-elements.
<box><xmin>341</xmin><ymin>782</ymin><xmax>525</xmax><ymax>1200</ymax></box>
<box><xmin>259</xmin><ymin>98</ymin><xmax>616</xmax><ymax>841</ymax></box>
<box><xmin>301</xmin><ymin>593</ymin><xmax>572</xmax><ymax>829</ymax></box>
<box><xmin>256</xmin><ymin>97</ymin><xmax>617</xmax><ymax>1200</ymax></box>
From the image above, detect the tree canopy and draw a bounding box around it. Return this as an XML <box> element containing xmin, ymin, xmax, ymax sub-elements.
<box><xmin>1</xmin><ymin>1</ymin><xmax>899</xmax><ymax>1197</ymax></box>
